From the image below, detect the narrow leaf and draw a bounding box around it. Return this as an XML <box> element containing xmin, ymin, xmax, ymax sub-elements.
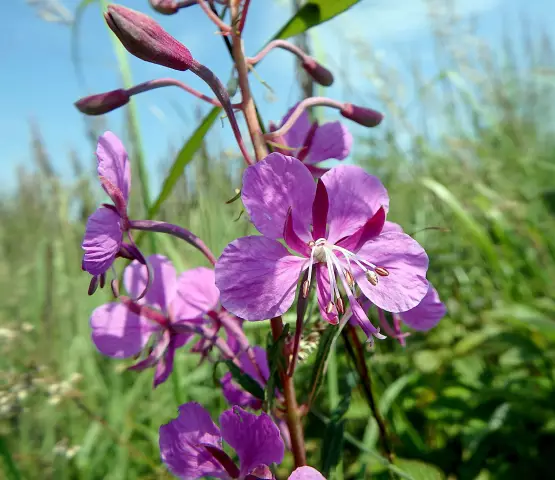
<box><xmin>265</xmin><ymin>324</ymin><xmax>290</xmax><ymax>411</ymax></box>
<box><xmin>308</xmin><ymin>325</ymin><xmax>336</xmax><ymax>403</ymax></box>
<box><xmin>321</xmin><ymin>392</ymin><xmax>351</xmax><ymax>477</ymax></box>
<box><xmin>272</xmin><ymin>0</ymin><xmax>362</xmax><ymax>40</ymax></box>
<box><xmin>0</xmin><ymin>436</ymin><xmax>22</xmax><ymax>480</ymax></box>
<box><xmin>148</xmin><ymin>107</ymin><xmax>222</xmax><ymax>218</ymax></box>
<box><xmin>225</xmin><ymin>360</ymin><xmax>265</xmax><ymax>401</ymax></box>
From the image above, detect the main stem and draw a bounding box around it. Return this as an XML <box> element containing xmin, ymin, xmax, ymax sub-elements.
<box><xmin>271</xmin><ymin>317</ymin><xmax>307</xmax><ymax>467</ymax></box>
<box><xmin>230</xmin><ymin>1</ymin><xmax>305</xmax><ymax>466</ymax></box>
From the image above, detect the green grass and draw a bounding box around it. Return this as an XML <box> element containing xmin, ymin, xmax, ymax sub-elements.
<box><xmin>2</xmin><ymin>10</ymin><xmax>555</xmax><ymax>480</ymax></box>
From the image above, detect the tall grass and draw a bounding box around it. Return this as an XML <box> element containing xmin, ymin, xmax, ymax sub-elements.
<box><xmin>2</xmin><ymin>7</ymin><xmax>555</xmax><ymax>480</ymax></box>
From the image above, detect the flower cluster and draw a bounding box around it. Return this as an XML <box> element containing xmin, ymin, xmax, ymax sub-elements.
<box><xmin>75</xmin><ymin>2</ymin><xmax>446</xmax><ymax>478</ymax></box>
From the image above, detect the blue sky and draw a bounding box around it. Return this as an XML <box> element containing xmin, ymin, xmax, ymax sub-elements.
<box><xmin>2</xmin><ymin>0</ymin><xmax>553</xmax><ymax>191</ymax></box>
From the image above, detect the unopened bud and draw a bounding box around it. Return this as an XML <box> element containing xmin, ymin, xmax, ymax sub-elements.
<box><xmin>366</xmin><ymin>270</ymin><xmax>379</xmax><ymax>286</ymax></box>
<box><xmin>302</xmin><ymin>57</ymin><xmax>334</xmax><ymax>87</ymax></box>
<box><xmin>74</xmin><ymin>89</ymin><xmax>129</xmax><ymax>116</ymax></box>
<box><xmin>375</xmin><ymin>266</ymin><xmax>389</xmax><ymax>277</ymax></box>
<box><xmin>149</xmin><ymin>0</ymin><xmax>178</xmax><ymax>15</ymax></box>
<box><xmin>105</xmin><ymin>5</ymin><xmax>194</xmax><ymax>71</ymax></box>
<box><xmin>341</xmin><ymin>103</ymin><xmax>383</xmax><ymax>128</ymax></box>
<box><xmin>302</xmin><ymin>280</ymin><xmax>310</xmax><ymax>298</ymax></box>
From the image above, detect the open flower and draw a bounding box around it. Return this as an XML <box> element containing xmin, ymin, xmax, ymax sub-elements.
<box><xmin>90</xmin><ymin>255</ymin><xmax>228</xmax><ymax>387</ymax></box>
<box><xmin>81</xmin><ymin>131</ymin><xmax>146</xmax><ymax>294</ymax></box>
<box><xmin>215</xmin><ymin>153</ymin><xmax>429</xmax><ymax>341</ymax></box>
<box><xmin>268</xmin><ymin>104</ymin><xmax>352</xmax><ymax>178</ymax></box>
<box><xmin>160</xmin><ymin>403</ymin><xmax>285</xmax><ymax>479</ymax></box>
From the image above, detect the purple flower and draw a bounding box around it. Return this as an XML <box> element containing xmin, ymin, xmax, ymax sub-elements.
<box><xmin>269</xmin><ymin>104</ymin><xmax>352</xmax><ymax>178</ymax></box>
<box><xmin>220</xmin><ymin>346</ymin><xmax>269</xmax><ymax>410</ymax></box>
<box><xmin>81</xmin><ymin>131</ymin><xmax>139</xmax><ymax>293</ymax></box>
<box><xmin>289</xmin><ymin>467</ymin><xmax>327</xmax><ymax>480</ymax></box>
<box><xmin>215</xmin><ymin>154</ymin><xmax>429</xmax><ymax>341</ymax></box>
<box><xmin>159</xmin><ymin>403</ymin><xmax>285</xmax><ymax>479</ymax></box>
<box><xmin>90</xmin><ymin>255</ymin><xmax>220</xmax><ymax>387</ymax></box>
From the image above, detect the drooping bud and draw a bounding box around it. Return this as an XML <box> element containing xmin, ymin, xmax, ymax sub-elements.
<box><xmin>341</xmin><ymin>103</ymin><xmax>383</xmax><ymax>128</ymax></box>
<box><xmin>366</xmin><ymin>270</ymin><xmax>379</xmax><ymax>286</ymax></box>
<box><xmin>302</xmin><ymin>57</ymin><xmax>334</xmax><ymax>87</ymax></box>
<box><xmin>105</xmin><ymin>4</ymin><xmax>195</xmax><ymax>71</ymax></box>
<box><xmin>148</xmin><ymin>0</ymin><xmax>178</xmax><ymax>15</ymax></box>
<box><xmin>74</xmin><ymin>89</ymin><xmax>130</xmax><ymax>116</ymax></box>
<box><xmin>375</xmin><ymin>266</ymin><xmax>389</xmax><ymax>277</ymax></box>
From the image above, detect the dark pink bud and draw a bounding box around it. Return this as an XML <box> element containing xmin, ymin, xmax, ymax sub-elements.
<box><xmin>302</xmin><ymin>57</ymin><xmax>334</xmax><ymax>87</ymax></box>
<box><xmin>105</xmin><ymin>4</ymin><xmax>195</xmax><ymax>71</ymax></box>
<box><xmin>340</xmin><ymin>103</ymin><xmax>383</xmax><ymax>127</ymax></box>
<box><xmin>148</xmin><ymin>0</ymin><xmax>178</xmax><ymax>15</ymax></box>
<box><xmin>74</xmin><ymin>89</ymin><xmax>130</xmax><ymax>115</ymax></box>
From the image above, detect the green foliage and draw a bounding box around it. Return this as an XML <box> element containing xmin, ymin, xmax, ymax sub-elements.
<box><xmin>224</xmin><ymin>360</ymin><xmax>265</xmax><ymax>401</ymax></box>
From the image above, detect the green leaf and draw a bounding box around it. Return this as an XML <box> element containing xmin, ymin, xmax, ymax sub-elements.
<box><xmin>308</xmin><ymin>325</ymin><xmax>336</xmax><ymax>402</ymax></box>
<box><xmin>0</xmin><ymin>436</ymin><xmax>22</xmax><ymax>480</ymax></box>
<box><xmin>272</xmin><ymin>0</ymin><xmax>362</xmax><ymax>40</ymax></box>
<box><xmin>148</xmin><ymin>107</ymin><xmax>222</xmax><ymax>218</ymax></box>
<box><xmin>225</xmin><ymin>360</ymin><xmax>265</xmax><ymax>401</ymax></box>
<box><xmin>265</xmin><ymin>324</ymin><xmax>290</xmax><ymax>410</ymax></box>
<box><xmin>393</xmin><ymin>459</ymin><xmax>445</xmax><ymax>480</ymax></box>
<box><xmin>321</xmin><ymin>392</ymin><xmax>351</xmax><ymax>477</ymax></box>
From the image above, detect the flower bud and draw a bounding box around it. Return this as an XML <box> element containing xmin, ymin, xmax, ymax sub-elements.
<box><xmin>148</xmin><ymin>0</ymin><xmax>178</xmax><ymax>15</ymax></box>
<box><xmin>74</xmin><ymin>89</ymin><xmax>129</xmax><ymax>116</ymax></box>
<box><xmin>340</xmin><ymin>103</ymin><xmax>383</xmax><ymax>128</ymax></box>
<box><xmin>105</xmin><ymin>4</ymin><xmax>194</xmax><ymax>71</ymax></box>
<box><xmin>302</xmin><ymin>57</ymin><xmax>334</xmax><ymax>87</ymax></box>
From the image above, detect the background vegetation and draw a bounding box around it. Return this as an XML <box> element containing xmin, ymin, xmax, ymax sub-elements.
<box><xmin>2</xmin><ymin>1</ymin><xmax>555</xmax><ymax>479</ymax></box>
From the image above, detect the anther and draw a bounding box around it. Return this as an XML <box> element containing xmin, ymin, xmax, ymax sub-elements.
<box><xmin>88</xmin><ymin>276</ymin><xmax>99</xmax><ymax>296</ymax></box>
<box><xmin>375</xmin><ymin>266</ymin><xmax>389</xmax><ymax>277</ymax></box>
<box><xmin>345</xmin><ymin>270</ymin><xmax>355</xmax><ymax>288</ymax></box>
<box><xmin>308</xmin><ymin>240</ymin><xmax>315</xmax><ymax>247</ymax></box>
<box><xmin>326</xmin><ymin>301</ymin><xmax>335</xmax><ymax>314</ymax></box>
<box><xmin>366</xmin><ymin>271</ymin><xmax>379</xmax><ymax>286</ymax></box>
<box><xmin>336</xmin><ymin>297</ymin><xmax>345</xmax><ymax>314</ymax></box>
<box><xmin>302</xmin><ymin>279</ymin><xmax>310</xmax><ymax>298</ymax></box>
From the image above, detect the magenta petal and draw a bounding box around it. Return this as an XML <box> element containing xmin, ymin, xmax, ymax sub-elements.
<box><xmin>96</xmin><ymin>131</ymin><xmax>131</xmax><ymax>203</ymax></box>
<box><xmin>159</xmin><ymin>402</ymin><xmax>226</xmax><ymax>479</ymax></box>
<box><xmin>348</xmin><ymin>294</ymin><xmax>383</xmax><ymax>340</ymax></box>
<box><xmin>383</xmin><ymin>221</ymin><xmax>404</xmax><ymax>233</ymax></box>
<box><xmin>242</xmin><ymin>153</ymin><xmax>316</xmax><ymax>240</ymax></box>
<box><xmin>289</xmin><ymin>466</ymin><xmax>327</xmax><ymax>480</ymax></box>
<box><xmin>356</xmin><ymin>232</ymin><xmax>429</xmax><ymax>313</ymax></box>
<box><xmin>153</xmin><ymin>335</ymin><xmax>176</xmax><ymax>388</ymax></box>
<box><xmin>173</xmin><ymin>267</ymin><xmax>219</xmax><ymax>320</ymax></box>
<box><xmin>221</xmin><ymin>373</ymin><xmax>263</xmax><ymax>410</ymax></box>
<box><xmin>316</xmin><ymin>264</ymin><xmax>338</xmax><ymax>324</ymax></box>
<box><xmin>306</xmin><ymin>121</ymin><xmax>352</xmax><ymax>165</ymax></box>
<box><xmin>90</xmin><ymin>303</ymin><xmax>158</xmax><ymax>358</ymax></box>
<box><xmin>82</xmin><ymin>207</ymin><xmax>123</xmax><ymax>276</ymax></box>
<box><xmin>280</xmin><ymin>104</ymin><xmax>312</xmax><ymax>149</ymax></box>
<box><xmin>124</xmin><ymin>255</ymin><xmax>176</xmax><ymax>313</ymax></box>
<box><xmin>400</xmin><ymin>284</ymin><xmax>446</xmax><ymax>331</ymax></box>
<box><xmin>322</xmin><ymin>166</ymin><xmax>389</xmax><ymax>244</ymax></box>
<box><xmin>215</xmin><ymin>236</ymin><xmax>306</xmax><ymax>321</ymax></box>
<box><xmin>219</xmin><ymin>407</ymin><xmax>284</xmax><ymax>476</ymax></box>
<box><xmin>284</xmin><ymin>209</ymin><xmax>311</xmax><ymax>257</ymax></box>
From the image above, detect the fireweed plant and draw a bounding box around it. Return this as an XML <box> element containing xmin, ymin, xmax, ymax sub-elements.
<box><xmin>75</xmin><ymin>1</ymin><xmax>446</xmax><ymax>478</ymax></box>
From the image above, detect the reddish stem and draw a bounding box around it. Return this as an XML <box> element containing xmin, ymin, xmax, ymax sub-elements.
<box><xmin>246</xmin><ymin>39</ymin><xmax>311</xmax><ymax>66</ymax></box>
<box><xmin>237</xmin><ymin>0</ymin><xmax>251</xmax><ymax>34</ymax></box>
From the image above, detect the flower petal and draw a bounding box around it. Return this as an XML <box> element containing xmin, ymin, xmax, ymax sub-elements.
<box><xmin>82</xmin><ymin>207</ymin><xmax>123</xmax><ymax>276</ymax></box>
<box><xmin>153</xmin><ymin>335</ymin><xmax>176</xmax><ymax>388</ymax></box>
<box><xmin>306</xmin><ymin>121</ymin><xmax>352</xmax><ymax>165</ymax></box>
<box><xmin>322</xmin><ymin>165</ymin><xmax>389</xmax><ymax>244</ymax></box>
<box><xmin>242</xmin><ymin>153</ymin><xmax>316</xmax><ymax>239</ymax></box>
<box><xmin>219</xmin><ymin>407</ymin><xmax>284</xmax><ymax>476</ymax></box>
<box><xmin>96</xmin><ymin>131</ymin><xmax>131</xmax><ymax>203</ymax></box>
<box><xmin>356</xmin><ymin>232</ymin><xmax>429</xmax><ymax>313</ymax></box>
<box><xmin>220</xmin><ymin>373</ymin><xmax>263</xmax><ymax>410</ymax></box>
<box><xmin>400</xmin><ymin>284</ymin><xmax>446</xmax><ymax>331</ymax></box>
<box><xmin>316</xmin><ymin>264</ymin><xmax>338</xmax><ymax>324</ymax></box>
<box><xmin>216</xmin><ymin>236</ymin><xmax>306</xmax><ymax>321</ymax></box>
<box><xmin>90</xmin><ymin>303</ymin><xmax>158</xmax><ymax>358</ymax></box>
<box><xmin>280</xmin><ymin>104</ymin><xmax>312</xmax><ymax>149</ymax></box>
<box><xmin>124</xmin><ymin>255</ymin><xmax>177</xmax><ymax>313</ymax></box>
<box><xmin>383</xmin><ymin>221</ymin><xmax>403</xmax><ymax>233</ymax></box>
<box><xmin>159</xmin><ymin>402</ymin><xmax>225</xmax><ymax>479</ymax></box>
<box><xmin>173</xmin><ymin>267</ymin><xmax>219</xmax><ymax>320</ymax></box>
<box><xmin>289</xmin><ymin>466</ymin><xmax>327</xmax><ymax>480</ymax></box>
